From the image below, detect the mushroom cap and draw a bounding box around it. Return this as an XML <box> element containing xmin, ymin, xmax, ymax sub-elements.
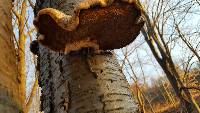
<box><xmin>34</xmin><ymin>0</ymin><xmax>145</xmax><ymax>53</ymax></box>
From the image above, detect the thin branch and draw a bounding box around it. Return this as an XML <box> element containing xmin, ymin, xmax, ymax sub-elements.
<box><xmin>24</xmin><ymin>79</ymin><xmax>38</xmax><ymax>113</ymax></box>
<box><xmin>180</xmin><ymin>86</ymin><xmax>200</xmax><ymax>91</ymax></box>
<box><xmin>12</xmin><ymin>9</ymin><xmax>20</xmax><ymax>20</ymax></box>
<box><xmin>28</xmin><ymin>0</ymin><xmax>35</xmax><ymax>9</ymax></box>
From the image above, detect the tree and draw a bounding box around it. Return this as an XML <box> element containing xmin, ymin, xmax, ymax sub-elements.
<box><xmin>139</xmin><ymin>0</ymin><xmax>200</xmax><ymax>112</ymax></box>
<box><xmin>12</xmin><ymin>0</ymin><xmax>28</xmax><ymax>107</ymax></box>
<box><xmin>0</xmin><ymin>0</ymin><xmax>23</xmax><ymax>112</ymax></box>
<box><xmin>33</xmin><ymin>0</ymin><xmax>144</xmax><ymax>112</ymax></box>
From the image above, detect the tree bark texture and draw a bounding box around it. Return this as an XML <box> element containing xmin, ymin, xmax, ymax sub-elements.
<box><xmin>38</xmin><ymin>46</ymin><xmax>139</xmax><ymax>113</ymax></box>
<box><xmin>0</xmin><ymin>0</ymin><xmax>22</xmax><ymax>112</ymax></box>
<box><xmin>35</xmin><ymin>0</ymin><xmax>139</xmax><ymax>112</ymax></box>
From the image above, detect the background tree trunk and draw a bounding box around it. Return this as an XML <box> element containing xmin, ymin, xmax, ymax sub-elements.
<box><xmin>18</xmin><ymin>0</ymin><xmax>27</xmax><ymax>107</ymax></box>
<box><xmin>35</xmin><ymin>0</ymin><xmax>139</xmax><ymax>112</ymax></box>
<box><xmin>0</xmin><ymin>0</ymin><xmax>22</xmax><ymax>112</ymax></box>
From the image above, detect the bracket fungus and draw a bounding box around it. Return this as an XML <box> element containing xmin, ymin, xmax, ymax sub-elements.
<box><xmin>34</xmin><ymin>0</ymin><xmax>145</xmax><ymax>54</ymax></box>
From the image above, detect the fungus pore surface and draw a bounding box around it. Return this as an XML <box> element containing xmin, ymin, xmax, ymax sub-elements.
<box><xmin>34</xmin><ymin>0</ymin><xmax>145</xmax><ymax>53</ymax></box>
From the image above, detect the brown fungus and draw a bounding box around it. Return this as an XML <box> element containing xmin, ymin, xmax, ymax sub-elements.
<box><xmin>34</xmin><ymin>0</ymin><xmax>145</xmax><ymax>54</ymax></box>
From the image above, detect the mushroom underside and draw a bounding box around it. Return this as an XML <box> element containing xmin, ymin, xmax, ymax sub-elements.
<box><xmin>34</xmin><ymin>0</ymin><xmax>145</xmax><ymax>53</ymax></box>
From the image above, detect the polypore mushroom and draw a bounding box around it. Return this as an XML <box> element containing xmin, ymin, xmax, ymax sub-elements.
<box><xmin>33</xmin><ymin>0</ymin><xmax>145</xmax><ymax>54</ymax></box>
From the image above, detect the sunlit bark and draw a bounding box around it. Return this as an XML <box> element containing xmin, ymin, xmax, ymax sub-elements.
<box><xmin>18</xmin><ymin>0</ymin><xmax>27</xmax><ymax>109</ymax></box>
<box><xmin>0</xmin><ymin>0</ymin><xmax>22</xmax><ymax>112</ymax></box>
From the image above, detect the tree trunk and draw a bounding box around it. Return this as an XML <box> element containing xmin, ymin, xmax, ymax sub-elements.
<box><xmin>35</xmin><ymin>0</ymin><xmax>139</xmax><ymax>112</ymax></box>
<box><xmin>18</xmin><ymin>0</ymin><xmax>27</xmax><ymax>107</ymax></box>
<box><xmin>0</xmin><ymin>0</ymin><xmax>22</xmax><ymax>112</ymax></box>
<box><xmin>38</xmin><ymin>46</ymin><xmax>139</xmax><ymax>113</ymax></box>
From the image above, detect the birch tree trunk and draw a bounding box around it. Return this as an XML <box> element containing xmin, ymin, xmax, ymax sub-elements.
<box><xmin>0</xmin><ymin>0</ymin><xmax>22</xmax><ymax>112</ymax></box>
<box><xmin>35</xmin><ymin>0</ymin><xmax>139</xmax><ymax>113</ymax></box>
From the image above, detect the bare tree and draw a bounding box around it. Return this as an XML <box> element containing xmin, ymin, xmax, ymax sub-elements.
<box><xmin>13</xmin><ymin>0</ymin><xmax>28</xmax><ymax>107</ymax></box>
<box><xmin>139</xmin><ymin>0</ymin><xmax>200</xmax><ymax>112</ymax></box>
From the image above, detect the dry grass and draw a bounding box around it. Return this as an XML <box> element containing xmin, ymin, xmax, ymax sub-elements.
<box><xmin>146</xmin><ymin>93</ymin><xmax>200</xmax><ymax>113</ymax></box>
<box><xmin>153</xmin><ymin>102</ymin><xmax>179</xmax><ymax>113</ymax></box>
